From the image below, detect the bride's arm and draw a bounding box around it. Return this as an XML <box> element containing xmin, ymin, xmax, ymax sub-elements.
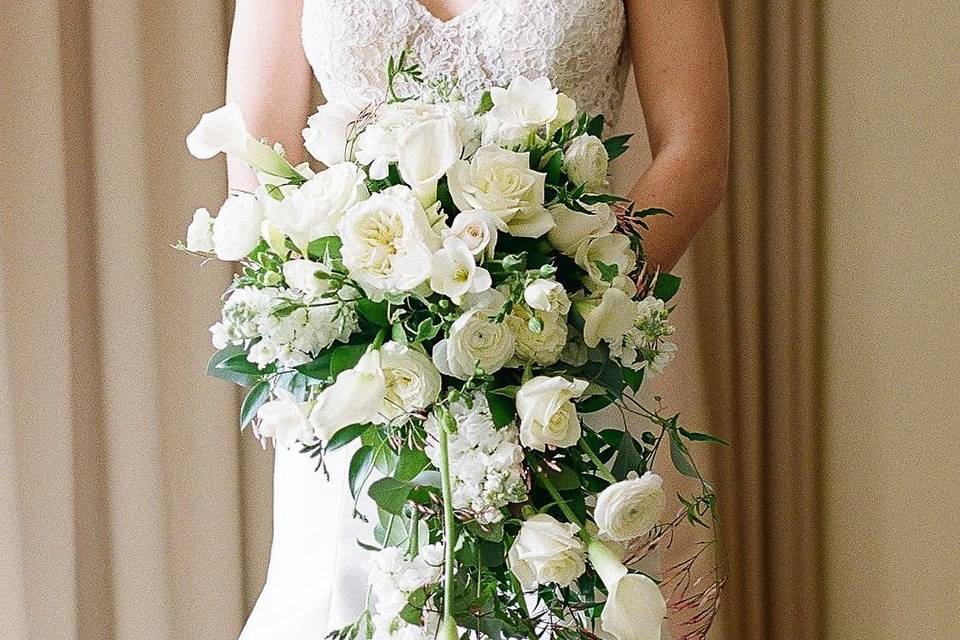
<box><xmin>623</xmin><ymin>0</ymin><xmax>730</xmax><ymax>272</ymax></box>
<box><xmin>226</xmin><ymin>0</ymin><xmax>313</xmax><ymax>191</ymax></box>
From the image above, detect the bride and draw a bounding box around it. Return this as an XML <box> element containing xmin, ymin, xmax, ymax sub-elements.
<box><xmin>228</xmin><ymin>1</ymin><xmax>728</xmax><ymax>638</ymax></box>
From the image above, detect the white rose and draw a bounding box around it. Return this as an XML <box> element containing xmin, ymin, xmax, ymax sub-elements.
<box><xmin>505</xmin><ymin>307</ymin><xmax>568</xmax><ymax>367</ymax></box>
<box><xmin>187</xmin><ymin>103</ymin><xmax>297</xmax><ymax>177</ymax></box>
<box><xmin>507</xmin><ymin>514</ymin><xmax>586</xmax><ymax>589</ymax></box>
<box><xmin>185</xmin><ymin>207</ymin><xmax>215</xmax><ymax>252</ymax></box>
<box><xmin>547</xmin><ymin>202</ymin><xmax>618</xmax><ymax>256</ymax></box>
<box><xmin>523</xmin><ymin>279</ymin><xmax>571</xmax><ymax>314</ymax></box>
<box><xmin>430</xmin><ymin>237</ymin><xmax>492</xmax><ymax>304</ymax></box>
<box><xmin>432</xmin><ymin>291</ymin><xmax>515</xmax><ymax>379</ymax></box>
<box><xmin>487</xmin><ymin>76</ymin><xmax>560</xmax><ymax>143</ymax></box>
<box><xmin>447</xmin><ymin>210</ymin><xmax>504</xmax><ymax>261</ymax></box>
<box><xmin>263</xmin><ymin>162</ymin><xmax>369</xmax><ymax>250</ymax></box>
<box><xmin>575</xmin><ymin>233</ymin><xmax>637</xmax><ymax>292</ymax></box>
<box><xmin>302</xmin><ymin>98</ymin><xmax>363</xmax><ymax>167</ymax></box>
<box><xmin>516</xmin><ymin>376</ymin><xmax>589</xmax><ymax>451</ymax></box>
<box><xmin>579</xmin><ymin>287</ymin><xmax>638</xmax><ymax>349</ymax></box>
<box><xmin>446</xmin><ymin>145</ymin><xmax>552</xmax><ymax>237</ymax></box>
<box><xmin>563</xmin><ymin>135</ymin><xmax>609</xmax><ymax>192</ymax></box>
<box><xmin>282</xmin><ymin>259</ymin><xmax>333</xmax><ymax>297</ymax></box>
<box><xmin>256</xmin><ymin>389</ymin><xmax>313</xmax><ymax>450</ymax></box>
<box><xmin>594</xmin><ymin>472</ymin><xmax>666</xmax><ymax>542</ymax></box>
<box><xmin>397</xmin><ymin>117</ymin><xmax>464</xmax><ymax>205</ymax></box>
<box><xmin>212</xmin><ymin>193</ymin><xmax>263</xmax><ymax>261</ymax></box>
<box><xmin>588</xmin><ymin>540</ymin><xmax>666</xmax><ymax>640</ymax></box>
<box><xmin>338</xmin><ymin>185</ymin><xmax>442</xmax><ymax>300</ymax></box>
<box><xmin>379</xmin><ymin>341</ymin><xmax>442</xmax><ymax>422</ymax></box>
<box><xmin>309</xmin><ymin>350</ymin><xmax>387</xmax><ymax>440</ymax></box>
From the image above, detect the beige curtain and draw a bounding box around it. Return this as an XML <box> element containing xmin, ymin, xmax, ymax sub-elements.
<box><xmin>0</xmin><ymin>2</ymin><xmax>270</xmax><ymax>639</ymax></box>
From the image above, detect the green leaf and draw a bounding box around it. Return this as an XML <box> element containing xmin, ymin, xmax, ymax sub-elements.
<box><xmin>307</xmin><ymin>235</ymin><xmax>342</xmax><ymax>261</ymax></box>
<box><xmin>240</xmin><ymin>381</ymin><xmax>271</xmax><ymax>431</ymax></box>
<box><xmin>592</xmin><ymin>260</ymin><xmax>619</xmax><ymax>284</ymax></box>
<box><xmin>348</xmin><ymin>446</ymin><xmax>375</xmax><ymax>498</ymax></box>
<box><xmin>357</xmin><ymin>299</ymin><xmax>389</xmax><ymax>327</ymax></box>
<box><xmin>207</xmin><ymin>345</ymin><xmax>258</xmax><ymax>387</ymax></box>
<box><xmin>586</xmin><ymin>114</ymin><xmax>605</xmax><ymax>137</ymax></box>
<box><xmin>395</xmin><ymin>448</ymin><xmax>431</xmax><ymax>481</ymax></box>
<box><xmin>368</xmin><ymin>477</ymin><xmax>412</xmax><ymax>515</ymax></box>
<box><xmin>295</xmin><ymin>351</ymin><xmax>333</xmax><ymax>380</ymax></box>
<box><xmin>652</xmin><ymin>273</ymin><xmax>682</xmax><ymax>302</ymax></box>
<box><xmin>486</xmin><ymin>392</ymin><xmax>516</xmax><ymax>428</ymax></box>
<box><xmin>622</xmin><ymin>367</ymin><xmax>644</xmax><ymax>393</ymax></box>
<box><xmin>217</xmin><ymin>352</ymin><xmax>269</xmax><ymax>376</ymax></box>
<box><xmin>547</xmin><ymin>464</ymin><xmax>580</xmax><ymax>491</ymax></box>
<box><xmin>326</xmin><ymin>423</ymin><xmax>371</xmax><ymax>451</ymax></box>
<box><xmin>679</xmin><ymin>427</ymin><xmax>730</xmax><ymax>446</ymax></box>
<box><xmin>391</xmin><ymin>321</ymin><xmax>408</xmax><ymax>345</ymax></box>
<box><xmin>544</xmin><ymin>150</ymin><xmax>563</xmax><ymax>186</ymax></box>
<box><xmin>330</xmin><ymin>343</ymin><xmax>369</xmax><ymax>377</ymax></box>
<box><xmin>577</xmin><ymin>393</ymin><xmax>615</xmax><ymax>413</ymax></box>
<box><xmin>603</xmin><ymin>133</ymin><xmax>633</xmax><ymax>161</ymax></box>
<box><xmin>414</xmin><ymin>319</ymin><xmax>440</xmax><ymax>343</ymax></box>
<box><xmin>611</xmin><ymin>431</ymin><xmax>644</xmax><ymax>480</ymax></box>
<box><xmin>476</xmin><ymin>90</ymin><xmax>494</xmax><ymax>115</ymax></box>
<box><xmin>668</xmin><ymin>431</ymin><xmax>700</xmax><ymax>478</ymax></box>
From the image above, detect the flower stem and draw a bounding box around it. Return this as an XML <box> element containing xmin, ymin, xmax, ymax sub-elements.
<box><xmin>438</xmin><ymin>407</ymin><xmax>458</xmax><ymax>637</ymax></box>
<box><xmin>532</xmin><ymin>464</ymin><xmax>583</xmax><ymax>528</ymax></box>
<box><xmin>579</xmin><ymin>437</ymin><xmax>617</xmax><ymax>484</ymax></box>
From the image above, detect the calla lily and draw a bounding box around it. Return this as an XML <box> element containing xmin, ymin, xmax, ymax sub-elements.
<box><xmin>588</xmin><ymin>540</ymin><xmax>667</xmax><ymax>640</ymax></box>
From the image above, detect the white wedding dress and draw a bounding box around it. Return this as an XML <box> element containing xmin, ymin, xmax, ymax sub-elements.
<box><xmin>239</xmin><ymin>1</ymin><xmax>632</xmax><ymax>638</ymax></box>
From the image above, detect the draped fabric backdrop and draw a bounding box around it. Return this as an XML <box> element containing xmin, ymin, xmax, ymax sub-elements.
<box><xmin>0</xmin><ymin>2</ymin><xmax>823</xmax><ymax>639</ymax></box>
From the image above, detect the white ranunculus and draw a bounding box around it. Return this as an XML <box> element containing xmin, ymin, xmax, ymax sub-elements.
<box><xmin>302</xmin><ymin>98</ymin><xmax>363</xmax><ymax>167</ymax></box>
<box><xmin>337</xmin><ymin>185</ymin><xmax>442</xmax><ymax>300</ymax></box>
<box><xmin>579</xmin><ymin>287</ymin><xmax>638</xmax><ymax>349</ymax></box>
<box><xmin>588</xmin><ymin>540</ymin><xmax>666</xmax><ymax>640</ymax></box>
<box><xmin>429</xmin><ymin>237</ymin><xmax>492</xmax><ymax>304</ymax></box>
<box><xmin>447</xmin><ymin>210</ymin><xmax>504</xmax><ymax>261</ymax></box>
<box><xmin>505</xmin><ymin>307</ymin><xmax>568</xmax><ymax>367</ymax></box>
<box><xmin>516</xmin><ymin>376</ymin><xmax>589</xmax><ymax>451</ymax></box>
<box><xmin>263</xmin><ymin>162</ymin><xmax>369</xmax><ymax>250</ymax></box>
<box><xmin>547</xmin><ymin>202</ymin><xmax>618</xmax><ymax>256</ymax></box>
<box><xmin>379</xmin><ymin>341</ymin><xmax>442</xmax><ymax>422</ymax></box>
<box><xmin>446</xmin><ymin>146</ymin><xmax>549</xmax><ymax>236</ymax></box>
<box><xmin>397</xmin><ymin>117</ymin><xmax>464</xmax><ymax>205</ymax></box>
<box><xmin>575</xmin><ymin>233</ymin><xmax>637</xmax><ymax>292</ymax></box>
<box><xmin>487</xmin><ymin>76</ymin><xmax>560</xmax><ymax>143</ymax></box>
<box><xmin>563</xmin><ymin>134</ymin><xmax>610</xmax><ymax>192</ymax></box>
<box><xmin>257</xmin><ymin>389</ymin><xmax>313</xmax><ymax>450</ymax></box>
<box><xmin>507</xmin><ymin>513</ymin><xmax>586</xmax><ymax>590</ymax></box>
<box><xmin>432</xmin><ymin>290</ymin><xmax>515</xmax><ymax>379</ymax></box>
<box><xmin>595</xmin><ymin>472</ymin><xmax>666</xmax><ymax>542</ymax></box>
<box><xmin>282</xmin><ymin>259</ymin><xmax>332</xmax><ymax>297</ymax></box>
<box><xmin>185</xmin><ymin>207</ymin><xmax>215</xmax><ymax>252</ymax></box>
<box><xmin>187</xmin><ymin>103</ymin><xmax>298</xmax><ymax>177</ymax></box>
<box><xmin>309</xmin><ymin>350</ymin><xmax>387</xmax><ymax>441</ymax></box>
<box><xmin>212</xmin><ymin>193</ymin><xmax>264</xmax><ymax>261</ymax></box>
<box><xmin>523</xmin><ymin>279</ymin><xmax>571</xmax><ymax>315</ymax></box>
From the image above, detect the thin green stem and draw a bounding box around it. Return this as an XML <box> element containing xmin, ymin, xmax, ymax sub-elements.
<box><xmin>578</xmin><ymin>437</ymin><xmax>617</xmax><ymax>484</ymax></box>
<box><xmin>532</xmin><ymin>464</ymin><xmax>583</xmax><ymax>528</ymax></box>
<box><xmin>438</xmin><ymin>407</ymin><xmax>458</xmax><ymax>627</ymax></box>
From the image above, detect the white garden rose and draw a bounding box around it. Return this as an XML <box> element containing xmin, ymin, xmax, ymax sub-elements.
<box><xmin>302</xmin><ymin>98</ymin><xmax>363</xmax><ymax>167</ymax></box>
<box><xmin>309</xmin><ymin>350</ymin><xmax>387</xmax><ymax>440</ymax></box>
<box><xmin>432</xmin><ymin>290</ymin><xmax>515</xmax><ymax>379</ymax></box>
<box><xmin>579</xmin><ymin>287</ymin><xmax>638</xmax><ymax>349</ymax></box>
<box><xmin>185</xmin><ymin>207</ymin><xmax>215</xmax><ymax>252</ymax></box>
<box><xmin>212</xmin><ymin>193</ymin><xmax>263</xmax><ymax>261</ymax></box>
<box><xmin>338</xmin><ymin>185</ymin><xmax>442</xmax><ymax>300</ymax></box>
<box><xmin>516</xmin><ymin>375</ymin><xmax>589</xmax><ymax>451</ymax></box>
<box><xmin>429</xmin><ymin>237</ymin><xmax>492</xmax><ymax>304</ymax></box>
<box><xmin>523</xmin><ymin>279</ymin><xmax>571</xmax><ymax>314</ymax></box>
<box><xmin>379</xmin><ymin>341</ymin><xmax>442</xmax><ymax>422</ymax></box>
<box><xmin>594</xmin><ymin>472</ymin><xmax>666</xmax><ymax>542</ymax></box>
<box><xmin>563</xmin><ymin>134</ymin><xmax>610</xmax><ymax>192</ymax></box>
<box><xmin>546</xmin><ymin>202</ymin><xmax>618</xmax><ymax>256</ymax></box>
<box><xmin>575</xmin><ymin>233</ymin><xmax>637</xmax><ymax>292</ymax></box>
<box><xmin>507</xmin><ymin>514</ymin><xmax>586</xmax><ymax>589</ymax></box>
<box><xmin>587</xmin><ymin>540</ymin><xmax>666</xmax><ymax>640</ymax></box>
<box><xmin>505</xmin><ymin>306</ymin><xmax>568</xmax><ymax>367</ymax></box>
<box><xmin>446</xmin><ymin>145</ymin><xmax>552</xmax><ymax>237</ymax></box>
<box><xmin>256</xmin><ymin>389</ymin><xmax>313</xmax><ymax>450</ymax></box>
<box><xmin>448</xmin><ymin>210</ymin><xmax>504</xmax><ymax>261</ymax></box>
<box><xmin>486</xmin><ymin>76</ymin><xmax>560</xmax><ymax>144</ymax></box>
<box><xmin>282</xmin><ymin>259</ymin><xmax>333</xmax><ymax>297</ymax></box>
<box><xmin>263</xmin><ymin>162</ymin><xmax>369</xmax><ymax>250</ymax></box>
<box><xmin>397</xmin><ymin>117</ymin><xmax>464</xmax><ymax>205</ymax></box>
<box><xmin>356</xmin><ymin>101</ymin><xmax>457</xmax><ymax>179</ymax></box>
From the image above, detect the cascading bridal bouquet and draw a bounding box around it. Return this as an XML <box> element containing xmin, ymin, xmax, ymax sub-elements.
<box><xmin>180</xmin><ymin>53</ymin><xmax>726</xmax><ymax>640</ymax></box>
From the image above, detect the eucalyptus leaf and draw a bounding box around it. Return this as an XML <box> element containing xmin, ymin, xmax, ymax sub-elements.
<box><xmin>326</xmin><ymin>423</ymin><xmax>371</xmax><ymax>452</ymax></box>
<box><xmin>368</xmin><ymin>476</ymin><xmax>412</xmax><ymax>515</ymax></box>
<box><xmin>239</xmin><ymin>381</ymin><xmax>270</xmax><ymax>431</ymax></box>
<box><xmin>668</xmin><ymin>431</ymin><xmax>700</xmax><ymax>478</ymax></box>
<box><xmin>207</xmin><ymin>345</ymin><xmax>258</xmax><ymax>387</ymax></box>
<box><xmin>348</xmin><ymin>446</ymin><xmax>375</xmax><ymax>498</ymax></box>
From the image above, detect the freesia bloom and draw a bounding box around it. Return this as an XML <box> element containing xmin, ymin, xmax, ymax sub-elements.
<box><xmin>429</xmin><ymin>237</ymin><xmax>492</xmax><ymax>303</ymax></box>
<box><xmin>397</xmin><ymin>117</ymin><xmax>464</xmax><ymax>205</ymax></box>
<box><xmin>212</xmin><ymin>193</ymin><xmax>263</xmax><ymax>261</ymax></box>
<box><xmin>282</xmin><ymin>259</ymin><xmax>332</xmax><ymax>298</ymax></box>
<box><xmin>486</xmin><ymin>76</ymin><xmax>560</xmax><ymax>143</ymax></box>
<box><xmin>185</xmin><ymin>207</ymin><xmax>215</xmax><ymax>252</ymax></box>
<box><xmin>587</xmin><ymin>540</ymin><xmax>666</xmax><ymax>640</ymax></box>
<box><xmin>309</xmin><ymin>350</ymin><xmax>387</xmax><ymax>440</ymax></box>
<box><xmin>516</xmin><ymin>375</ymin><xmax>589</xmax><ymax>450</ymax></box>
<box><xmin>579</xmin><ymin>287</ymin><xmax>638</xmax><ymax>349</ymax></box>
<box><xmin>507</xmin><ymin>513</ymin><xmax>586</xmax><ymax>589</ymax></box>
<box><xmin>256</xmin><ymin>389</ymin><xmax>313</xmax><ymax>450</ymax></box>
<box><xmin>594</xmin><ymin>472</ymin><xmax>666</xmax><ymax>542</ymax></box>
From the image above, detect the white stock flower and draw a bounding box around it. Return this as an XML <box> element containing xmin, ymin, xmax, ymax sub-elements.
<box><xmin>446</xmin><ymin>145</ymin><xmax>552</xmax><ymax>237</ymax></box>
<box><xmin>508</xmin><ymin>514</ymin><xmax>586</xmax><ymax>589</ymax></box>
<box><xmin>431</xmin><ymin>291</ymin><xmax>515</xmax><ymax>379</ymax></box>
<box><xmin>547</xmin><ymin>202</ymin><xmax>618</xmax><ymax>256</ymax></box>
<box><xmin>575</xmin><ymin>233</ymin><xmax>637</xmax><ymax>292</ymax></box>
<box><xmin>516</xmin><ymin>375</ymin><xmax>589</xmax><ymax>451</ymax></box>
<box><xmin>379</xmin><ymin>341</ymin><xmax>442</xmax><ymax>422</ymax></box>
<box><xmin>397</xmin><ymin>117</ymin><xmax>464</xmax><ymax>205</ymax></box>
<box><xmin>338</xmin><ymin>185</ymin><xmax>442</xmax><ymax>300</ymax></box>
<box><xmin>563</xmin><ymin>134</ymin><xmax>609</xmax><ymax>192</ymax></box>
<box><xmin>487</xmin><ymin>76</ymin><xmax>560</xmax><ymax>143</ymax></box>
<box><xmin>212</xmin><ymin>193</ymin><xmax>263</xmax><ymax>261</ymax></box>
<box><xmin>302</xmin><ymin>98</ymin><xmax>363</xmax><ymax>167</ymax></box>
<box><xmin>185</xmin><ymin>207</ymin><xmax>215</xmax><ymax>252</ymax></box>
<box><xmin>256</xmin><ymin>389</ymin><xmax>313</xmax><ymax>450</ymax></box>
<box><xmin>281</xmin><ymin>259</ymin><xmax>332</xmax><ymax>297</ymax></box>
<box><xmin>594</xmin><ymin>472</ymin><xmax>666</xmax><ymax>542</ymax></box>
<box><xmin>263</xmin><ymin>162</ymin><xmax>369</xmax><ymax>249</ymax></box>
<box><xmin>309</xmin><ymin>350</ymin><xmax>386</xmax><ymax>440</ymax></box>
<box><xmin>429</xmin><ymin>237</ymin><xmax>492</xmax><ymax>303</ymax></box>
<box><xmin>587</xmin><ymin>540</ymin><xmax>667</xmax><ymax>640</ymax></box>
<box><xmin>447</xmin><ymin>210</ymin><xmax>504</xmax><ymax>261</ymax></box>
<box><xmin>579</xmin><ymin>287</ymin><xmax>638</xmax><ymax>349</ymax></box>
<box><xmin>523</xmin><ymin>279</ymin><xmax>571</xmax><ymax>314</ymax></box>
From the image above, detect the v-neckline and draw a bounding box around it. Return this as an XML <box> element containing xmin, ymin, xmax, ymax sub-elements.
<box><xmin>408</xmin><ymin>0</ymin><xmax>485</xmax><ymax>26</ymax></box>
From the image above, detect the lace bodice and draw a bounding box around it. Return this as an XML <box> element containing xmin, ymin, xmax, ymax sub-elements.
<box><xmin>301</xmin><ymin>0</ymin><xmax>630</xmax><ymax>125</ymax></box>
